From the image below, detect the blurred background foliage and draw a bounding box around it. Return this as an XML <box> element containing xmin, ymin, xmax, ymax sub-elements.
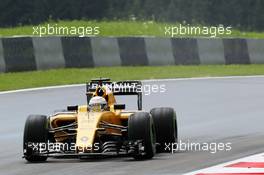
<box><xmin>0</xmin><ymin>0</ymin><xmax>263</xmax><ymax>31</ymax></box>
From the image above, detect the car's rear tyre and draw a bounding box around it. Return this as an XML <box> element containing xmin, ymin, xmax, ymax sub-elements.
<box><xmin>150</xmin><ymin>107</ymin><xmax>178</xmax><ymax>152</ymax></box>
<box><xmin>23</xmin><ymin>115</ymin><xmax>48</xmax><ymax>162</ymax></box>
<box><xmin>128</xmin><ymin>112</ymin><xmax>156</xmax><ymax>160</ymax></box>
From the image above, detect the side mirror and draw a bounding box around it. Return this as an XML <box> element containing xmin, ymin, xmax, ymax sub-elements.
<box><xmin>67</xmin><ymin>105</ymin><xmax>78</xmax><ymax>111</ymax></box>
<box><xmin>114</xmin><ymin>104</ymin><xmax>125</xmax><ymax>110</ymax></box>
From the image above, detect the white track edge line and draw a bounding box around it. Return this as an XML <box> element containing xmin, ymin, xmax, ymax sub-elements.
<box><xmin>1</xmin><ymin>75</ymin><xmax>264</xmax><ymax>95</ymax></box>
<box><xmin>0</xmin><ymin>84</ymin><xmax>85</xmax><ymax>95</ymax></box>
<box><xmin>184</xmin><ymin>152</ymin><xmax>264</xmax><ymax>175</ymax></box>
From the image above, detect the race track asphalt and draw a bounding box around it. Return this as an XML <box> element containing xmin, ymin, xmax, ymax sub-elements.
<box><xmin>0</xmin><ymin>77</ymin><xmax>264</xmax><ymax>175</ymax></box>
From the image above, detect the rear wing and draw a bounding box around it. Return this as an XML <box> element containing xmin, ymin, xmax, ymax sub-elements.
<box><xmin>86</xmin><ymin>79</ymin><xmax>142</xmax><ymax>110</ymax></box>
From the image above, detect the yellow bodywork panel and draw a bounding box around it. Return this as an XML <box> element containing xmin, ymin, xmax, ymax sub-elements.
<box><xmin>76</xmin><ymin>112</ymin><xmax>97</xmax><ymax>150</ymax></box>
<box><xmin>119</xmin><ymin>112</ymin><xmax>133</xmax><ymax>120</ymax></box>
<box><xmin>78</xmin><ymin>105</ymin><xmax>88</xmax><ymax>112</ymax></box>
<box><xmin>76</xmin><ymin>111</ymin><xmax>122</xmax><ymax>151</ymax></box>
<box><xmin>50</xmin><ymin>114</ymin><xmax>76</xmax><ymax>128</ymax></box>
<box><xmin>49</xmin><ymin>102</ymin><xmax>134</xmax><ymax>152</ymax></box>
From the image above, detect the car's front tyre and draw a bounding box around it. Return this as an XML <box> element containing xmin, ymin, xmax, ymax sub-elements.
<box><xmin>150</xmin><ymin>107</ymin><xmax>178</xmax><ymax>152</ymax></box>
<box><xmin>23</xmin><ymin>115</ymin><xmax>48</xmax><ymax>162</ymax></box>
<box><xmin>128</xmin><ymin>112</ymin><xmax>156</xmax><ymax>160</ymax></box>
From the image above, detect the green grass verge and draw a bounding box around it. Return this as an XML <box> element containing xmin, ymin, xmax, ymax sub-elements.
<box><xmin>0</xmin><ymin>65</ymin><xmax>264</xmax><ymax>91</ymax></box>
<box><xmin>1</xmin><ymin>20</ymin><xmax>264</xmax><ymax>38</ymax></box>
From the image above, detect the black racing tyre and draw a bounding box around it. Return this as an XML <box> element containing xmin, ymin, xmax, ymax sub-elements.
<box><xmin>128</xmin><ymin>112</ymin><xmax>156</xmax><ymax>160</ymax></box>
<box><xmin>23</xmin><ymin>115</ymin><xmax>48</xmax><ymax>162</ymax></box>
<box><xmin>150</xmin><ymin>107</ymin><xmax>178</xmax><ymax>152</ymax></box>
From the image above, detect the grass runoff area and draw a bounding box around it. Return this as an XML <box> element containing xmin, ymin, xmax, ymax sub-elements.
<box><xmin>0</xmin><ymin>65</ymin><xmax>264</xmax><ymax>91</ymax></box>
<box><xmin>0</xmin><ymin>20</ymin><xmax>264</xmax><ymax>38</ymax></box>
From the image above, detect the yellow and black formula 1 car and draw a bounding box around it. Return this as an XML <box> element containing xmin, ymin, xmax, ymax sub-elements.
<box><xmin>23</xmin><ymin>78</ymin><xmax>177</xmax><ymax>162</ymax></box>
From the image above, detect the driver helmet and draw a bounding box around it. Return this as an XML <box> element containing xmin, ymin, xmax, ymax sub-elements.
<box><xmin>88</xmin><ymin>96</ymin><xmax>107</xmax><ymax>112</ymax></box>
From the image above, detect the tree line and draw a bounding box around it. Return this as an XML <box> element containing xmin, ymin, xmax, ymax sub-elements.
<box><xmin>0</xmin><ymin>0</ymin><xmax>263</xmax><ymax>31</ymax></box>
